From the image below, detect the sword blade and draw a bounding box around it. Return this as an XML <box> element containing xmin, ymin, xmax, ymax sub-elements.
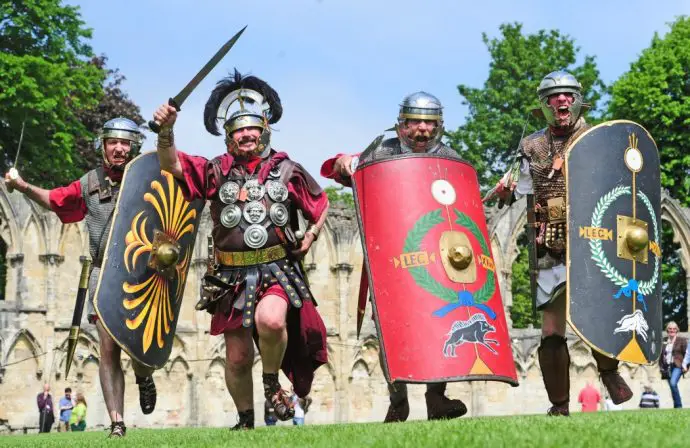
<box><xmin>13</xmin><ymin>119</ymin><xmax>26</xmax><ymax>168</ymax></box>
<box><xmin>172</xmin><ymin>25</ymin><xmax>247</xmax><ymax>107</ymax></box>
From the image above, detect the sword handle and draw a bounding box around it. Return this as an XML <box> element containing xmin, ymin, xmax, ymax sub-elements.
<box><xmin>6</xmin><ymin>167</ymin><xmax>18</xmax><ymax>193</ymax></box>
<box><xmin>149</xmin><ymin>98</ymin><xmax>181</xmax><ymax>134</ymax></box>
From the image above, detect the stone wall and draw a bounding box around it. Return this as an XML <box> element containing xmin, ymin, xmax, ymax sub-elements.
<box><xmin>1</xmin><ymin>185</ymin><xmax>689</xmax><ymax>433</ymax></box>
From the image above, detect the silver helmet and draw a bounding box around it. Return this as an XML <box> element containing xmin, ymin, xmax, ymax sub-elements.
<box><xmin>537</xmin><ymin>71</ymin><xmax>584</xmax><ymax>127</ymax></box>
<box><xmin>395</xmin><ymin>91</ymin><xmax>444</xmax><ymax>152</ymax></box>
<box><xmin>95</xmin><ymin>117</ymin><xmax>143</xmax><ymax>166</ymax></box>
<box><xmin>204</xmin><ymin>70</ymin><xmax>282</xmax><ymax>158</ymax></box>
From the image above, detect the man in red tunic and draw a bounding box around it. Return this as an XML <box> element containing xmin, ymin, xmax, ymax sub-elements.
<box><xmin>4</xmin><ymin>118</ymin><xmax>157</xmax><ymax>438</ymax></box>
<box><xmin>152</xmin><ymin>70</ymin><xmax>328</xmax><ymax>430</ymax></box>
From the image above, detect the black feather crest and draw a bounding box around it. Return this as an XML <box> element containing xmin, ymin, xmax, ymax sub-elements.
<box><xmin>204</xmin><ymin>68</ymin><xmax>283</xmax><ymax>136</ymax></box>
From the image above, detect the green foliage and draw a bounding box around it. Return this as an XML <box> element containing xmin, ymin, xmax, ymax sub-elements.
<box><xmin>608</xmin><ymin>16</ymin><xmax>690</xmax><ymax>206</ymax></box>
<box><xmin>324</xmin><ymin>185</ymin><xmax>354</xmax><ymax>208</ymax></box>
<box><xmin>446</xmin><ymin>23</ymin><xmax>605</xmax><ymax>189</ymax></box>
<box><xmin>0</xmin><ymin>0</ymin><xmax>105</xmax><ymax>188</ymax></box>
<box><xmin>510</xmin><ymin>233</ymin><xmax>541</xmax><ymax>329</ymax></box>
<box><xmin>74</xmin><ymin>56</ymin><xmax>145</xmax><ymax>172</ymax></box>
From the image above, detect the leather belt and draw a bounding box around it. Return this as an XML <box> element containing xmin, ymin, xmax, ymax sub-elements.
<box><xmin>215</xmin><ymin>245</ymin><xmax>287</xmax><ymax>267</ymax></box>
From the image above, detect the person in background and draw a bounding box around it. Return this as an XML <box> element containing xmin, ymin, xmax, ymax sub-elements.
<box><xmin>639</xmin><ymin>384</ymin><xmax>660</xmax><ymax>409</ymax></box>
<box><xmin>577</xmin><ymin>381</ymin><xmax>601</xmax><ymax>413</ymax></box>
<box><xmin>37</xmin><ymin>383</ymin><xmax>55</xmax><ymax>433</ymax></box>
<box><xmin>264</xmin><ymin>399</ymin><xmax>277</xmax><ymax>427</ymax></box>
<box><xmin>603</xmin><ymin>393</ymin><xmax>622</xmax><ymax>411</ymax></box>
<box><xmin>69</xmin><ymin>393</ymin><xmax>87</xmax><ymax>431</ymax></box>
<box><xmin>58</xmin><ymin>387</ymin><xmax>74</xmax><ymax>432</ymax></box>
<box><xmin>660</xmin><ymin>321</ymin><xmax>686</xmax><ymax>408</ymax></box>
<box><xmin>292</xmin><ymin>393</ymin><xmax>305</xmax><ymax>426</ymax></box>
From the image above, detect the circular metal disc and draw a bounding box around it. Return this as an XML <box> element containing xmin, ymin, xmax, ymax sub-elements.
<box><xmin>220</xmin><ymin>204</ymin><xmax>241</xmax><ymax>228</ymax></box>
<box><xmin>266</xmin><ymin>180</ymin><xmax>289</xmax><ymax>202</ymax></box>
<box><xmin>219</xmin><ymin>181</ymin><xmax>240</xmax><ymax>204</ymax></box>
<box><xmin>269</xmin><ymin>203</ymin><xmax>289</xmax><ymax>226</ymax></box>
<box><xmin>242</xmin><ymin>201</ymin><xmax>267</xmax><ymax>224</ymax></box>
<box><xmin>244</xmin><ymin>224</ymin><xmax>268</xmax><ymax>249</ymax></box>
<box><xmin>244</xmin><ymin>179</ymin><xmax>266</xmax><ymax>201</ymax></box>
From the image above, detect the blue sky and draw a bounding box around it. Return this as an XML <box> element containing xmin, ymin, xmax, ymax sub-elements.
<box><xmin>67</xmin><ymin>0</ymin><xmax>689</xmax><ymax>181</ymax></box>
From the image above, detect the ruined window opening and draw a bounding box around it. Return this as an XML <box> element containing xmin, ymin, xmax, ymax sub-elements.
<box><xmin>661</xmin><ymin>221</ymin><xmax>687</xmax><ymax>331</ymax></box>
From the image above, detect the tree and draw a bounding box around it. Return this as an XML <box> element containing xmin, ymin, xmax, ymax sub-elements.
<box><xmin>608</xmin><ymin>17</ymin><xmax>690</xmax><ymax>206</ymax></box>
<box><xmin>74</xmin><ymin>55</ymin><xmax>145</xmax><ymax>172</ymax></box>
<box><xmin>660</xmin><ymin>223</ymin><xmax>687</xmax><ymax>330</ymax></box>
<box><xmin>0</xmin><ymin>0</ymin><xmax>104</xmax><ymax>187</ymax></box>
<box><xmin>446</xmin><ymin>23</ymin><xmax>605</xmax><ymax>189</ymax></box>
<box><xmin>325</xmin><ymin>185</ymin><xmax>354</xmax><ymax>209</ymax></box>
<box><xmin>509</xmin><ymin>233</ymin><xmax>541</xmax><ymax>329</ymax></box>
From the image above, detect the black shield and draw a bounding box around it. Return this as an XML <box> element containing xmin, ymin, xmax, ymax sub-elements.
<box><xmin>94</xmin><ymin>152</ymin><xmax>205</xmax><ymax>369</ymax></box>
<box><xmin>566</xmin><ymin>120</ymin><xmax>662</xmax><ymax>365</ymax></box>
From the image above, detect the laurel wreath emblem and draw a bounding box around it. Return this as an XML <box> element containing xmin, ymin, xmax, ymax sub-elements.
<box><xmin>589</xmin><ymin>186</ymin><xmax>659</xmax><ymax>295</ymax></box>
<box><xmin>403</xmin><ymin>208</ymin><xmax>495</xmax><ymax>304</ymax></box>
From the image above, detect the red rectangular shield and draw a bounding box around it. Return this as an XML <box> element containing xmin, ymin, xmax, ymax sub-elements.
<box><xmin>353</xmin><ymin>154</ymin><xmax>518</xmax><ymax>385</ymax></box>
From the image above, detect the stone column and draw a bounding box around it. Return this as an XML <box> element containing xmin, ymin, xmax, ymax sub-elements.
<box><xmin>39</xmin><ymin>254</ymin><xmax>64</xmax><ymax>326</ymax></box>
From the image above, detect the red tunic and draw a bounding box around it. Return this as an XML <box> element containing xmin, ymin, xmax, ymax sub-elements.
<box><xmin>177</xmin><ymin>149</ymin><xmax>328</xmax><ymax>397</ymax></box>
<box><xmin>48</xmin><ymin>180</ymin><xmax>87</xmax><ymax>223</ymax></box>
<box><xmin>320</xmin><ymin>153</ymin><xmax>361</xmax><ymax>187</ymax></box>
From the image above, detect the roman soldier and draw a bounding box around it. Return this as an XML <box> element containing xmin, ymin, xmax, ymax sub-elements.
<box><xmin>4</xmin><ymin>118</ymin><xmax>157</xmax><ymax>438</ymax></box>
<box><xmin>152</xmin><ymin>70</ymin><xmax>328</xmax><ymax>430</ymax></box>
<box><xmin>488</xmin><ymin>71</ymin><xmax>633</xmax><ymax>415</ymax></box>
<box><xmin>321</xmin><ymin>92</ymin><xmax>468</xmax><ymax>423</ymax></box>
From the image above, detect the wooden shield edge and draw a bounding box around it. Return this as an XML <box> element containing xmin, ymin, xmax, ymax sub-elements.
<box><xmin>565</xmin><ymin>119</ymin><xmax>660</xmax><ymax>365</ymax></box>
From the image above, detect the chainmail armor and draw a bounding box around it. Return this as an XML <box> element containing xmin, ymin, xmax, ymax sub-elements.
<box><xmin>359</xmin><ymin>138</ymin><xmax>459</xmax><ymax>164</ymax></box>
<box><xmin>79</xmin><ymin>167</ymin><xmax>118</xmax><ymax>266</ymax></box>
<box><xmin>520</xmin><ymin>117</ymin><xmax>590</xmax><ymax>207</ymax></box>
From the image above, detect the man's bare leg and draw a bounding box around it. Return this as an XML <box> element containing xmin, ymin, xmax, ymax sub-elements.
<box><xmin>96</xmin><ymin>321</ymin><xmax>125</xmax><ymax>429</ymax></box>
<box><xmin>254</xmin><ymin>294</ymin><xmax>292</xmax><ymax>420</ymax></box>
<box><xmin>224</xmin><ymin>326</ymin><xmax>255</xmax><ymax>429</ymax></box>
<box><xmin>255</xmin><ymin>295</ymin><xmax>288</xmax><ymax>373</ymax></box>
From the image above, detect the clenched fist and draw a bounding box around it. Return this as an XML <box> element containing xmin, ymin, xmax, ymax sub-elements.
<box><xmin>4</xmin><ymin>169</ymin><xmax>27</xmax><ymax>193</ymax></box>
<box><xmin>333</xmin><ymin>154</ymin><xmax>357</xmax><ymax>178</ymax></box>
<box><xmin>153</xmin><ymin>103</ymin><xmax>178</xmax><ymax>129</ymax></box>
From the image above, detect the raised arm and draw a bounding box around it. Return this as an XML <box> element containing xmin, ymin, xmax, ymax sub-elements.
<box><xmin>4</xmin><ymin>172</ymin><xmax>52</xmax><ymax>210</ymax></box>
<box><xmin>153</xmin><ymin>104</ymin><xmax>184</xmax><ymax>180</ymax></box>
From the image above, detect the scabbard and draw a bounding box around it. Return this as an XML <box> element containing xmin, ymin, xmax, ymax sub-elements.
<box><xmin>526</xmin><ymin>194</ymin><xmax>539</xmax><ymax>320</ymax></box>
<box><xmin>65</xmin><ymin>259</ymin><xmax>91</xmax><ymax>378</ymax></box>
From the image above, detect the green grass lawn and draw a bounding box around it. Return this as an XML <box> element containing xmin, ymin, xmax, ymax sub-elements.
<box><xmin>2</xmin><ymin>410</ymin><xmax>686</xmax><ymax>447</ymax></box>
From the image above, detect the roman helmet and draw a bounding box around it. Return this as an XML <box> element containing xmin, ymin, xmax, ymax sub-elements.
<box><xmin>95</xmin><ymin>117</ymin><xmax>143</xmax><ymax>168</ymax></box>
<box><xmin>395</xmin><ymin>91</ymin><xmax>444</xmax><ymax>152</ymax></box>
<box><xmin>536</xmin><ymin>70</ymin><xmax>586</xmax><ymax>127</ymax></box>
<box><xmin>204</xmin><ymin>69</ymin><xmax>282</xmax><ymax>158</ymax></box>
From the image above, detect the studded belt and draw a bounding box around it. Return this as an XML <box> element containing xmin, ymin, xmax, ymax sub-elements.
<box><xmin>215</xmin><ymin>245</ymin><xmax>287</xmax><ymax>267</ymax></box>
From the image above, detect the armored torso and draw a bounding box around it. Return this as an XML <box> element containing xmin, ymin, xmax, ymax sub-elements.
<box><xmin>79</xmin><ymin>167</ymin><xmax>118</xmax><ymax>266</ymax></box>
<box><xmin>521</xmin><ymin>117</ymin><xmax>590</xmax><ymax>206</ymax></box>
<box><xmin>208</xmin><ymin>156</ymin><xmax>295</xmax><ymax>252</ymax></box>
<box><xmin>360</xmin><ymin>137</ymin><xmax>460</xmax><ymax>164</ymax></box>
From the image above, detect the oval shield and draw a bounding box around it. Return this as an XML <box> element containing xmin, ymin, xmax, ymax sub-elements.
<box><xmin>566</xmin><ymin>120</ymin><xmax>662</xmax><ymax>365</ymax></box>
<box><xmin>353</xmin><ymin>154</ymin><xmax>518</xmax><ymax>386</ymax></box>
<box><xmin>94</xmin><ymin>152</ymin><xmax>205</xmax><ymax>369</ymax></box>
